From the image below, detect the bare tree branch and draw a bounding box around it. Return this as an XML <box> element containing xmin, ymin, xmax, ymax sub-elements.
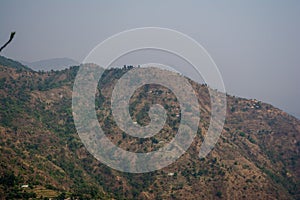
<box><xmin>0</xmin><ymin>32</ymin><xmax>16</xmax><ymax>53</ymax></box>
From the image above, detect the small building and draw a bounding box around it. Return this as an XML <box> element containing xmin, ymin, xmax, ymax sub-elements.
<box><xmin>21</xmin><ymin>184</ymin><xmax>29</xmax><ymax>188</ymax></box>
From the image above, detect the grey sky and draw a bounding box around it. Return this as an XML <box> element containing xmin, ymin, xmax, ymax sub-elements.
<box><xmin>0</xmin><ymin>0</ymin><xmax>299</xmax><ymax>119</ymax></box>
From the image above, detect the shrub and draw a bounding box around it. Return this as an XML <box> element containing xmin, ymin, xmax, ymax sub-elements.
<box><xmin>216</xmin><ymin>191</ymin><xmax>222</xmax><ymax>198</ymax></box>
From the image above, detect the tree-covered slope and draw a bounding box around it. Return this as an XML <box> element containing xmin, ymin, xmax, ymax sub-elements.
<box><xmin>0</xmin><ymin>56</ymin><xmax>299</xmax><ymax>199</ymax></box>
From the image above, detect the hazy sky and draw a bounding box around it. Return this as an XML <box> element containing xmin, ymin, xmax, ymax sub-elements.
<box><xmin>0</xmin><ymin>0</ymin><xmax>299</xmax><ymax>119</ymax></box>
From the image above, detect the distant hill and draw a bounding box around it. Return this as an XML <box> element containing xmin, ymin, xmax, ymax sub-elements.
<box><xmin>20</xmin><ymin>57</ymin><xmax>79</xmax><ymax>71</ymax></box>
<box><xmin>0</xmin><ymin>56</ymin><xmax>299</xmax><ymax>199</ymax></box>
<box><xmin>0</xmin><ymin>55</ymin><xmax>32</xmax><ymax>71</ymax></box>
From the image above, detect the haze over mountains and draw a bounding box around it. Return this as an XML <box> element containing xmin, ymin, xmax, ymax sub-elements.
<box><xmin>20</xmin><ymin>57</ymin><xmax>79</xmax><ymax>72</ymax></box>
<box><xmin>0</xmin><ymin>56</ymin><xmax>299</xmax><ymax>199</ymax></box>
<box><xmin>1</xmin><ymin>0</ymin><xmax>299</xmax><ymax>134</ymax></box>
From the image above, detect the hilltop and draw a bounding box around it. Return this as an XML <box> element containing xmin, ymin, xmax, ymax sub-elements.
<box><xmin>0</xmin><ymin>56</ymin><xmax>299</xmax><ymax>199</ymax></box>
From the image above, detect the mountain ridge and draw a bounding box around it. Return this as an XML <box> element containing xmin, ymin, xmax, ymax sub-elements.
<box><xmin>0</xmin><ymin>56</ymin><xmax>299</xmax><ymax>199</ymax></box>
<box><xmin>19</xmin><ymin>57</ymin><xmax>79</xmax><ymax>72</ymax></box>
